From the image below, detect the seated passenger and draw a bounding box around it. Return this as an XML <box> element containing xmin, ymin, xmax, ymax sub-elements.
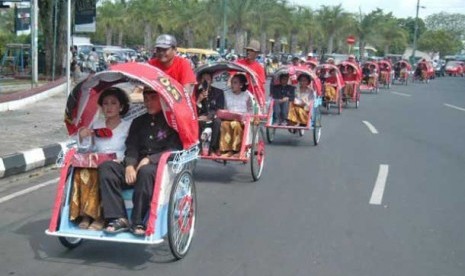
<box><xmin>342</xmin><ymin>66</ymin><xmax>358</xmax><ymax>98</ymax></box>
<box><xmin>70</xmin><ymin>87</ymin><xmax>131</xmax><ymax>230</ymax></box>
<box><xmin>195</xmin><ymin>72</ymin><xmax>225</xmax><ymax>156</ymax></box>
<box><xmin>324</xmin><ymin>69</ymin><xmax>338</xmax><ymax>101</ymax></box>
<box><xmin>219</xmin><ymin>74</ymin><xmax>254</xmax><ymax>157</ymax></box>
<box><xmin>270</xmin><ymin>73</ymin><xmax>295</xmax><ymax>125</ymax></box>
<box><xmin>98</xmin><ymin>88</ymin><xmax>182</xmax><ymax>236</ymax></box>
<box><xmin>288</xmin><ymin>74</ymin><xmax>314</xmax><ymax>126</ymax></box>
<box><xmin>362</xmin><ymin>65</ymin><xmax>371</xmax><ymax>83</ymax></box>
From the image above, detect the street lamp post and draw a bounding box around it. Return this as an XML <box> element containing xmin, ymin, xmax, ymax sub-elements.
<box><xmin>411</xmin><ymin>0</ymin><xmax>420</xmax><ymax>64</ymax></box>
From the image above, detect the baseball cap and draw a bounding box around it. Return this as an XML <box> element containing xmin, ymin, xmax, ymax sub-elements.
<box><xmin>155</xmin><ymin>34</ymin><xmax>177</xmax><ymax>48</ymax></box>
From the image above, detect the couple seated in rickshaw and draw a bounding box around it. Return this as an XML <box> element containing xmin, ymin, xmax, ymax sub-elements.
<box><xmin>362</xmin><ymin>64</ymin><xmax>377</xmax><ymax>85</ymax></box>
<box><xmin>318</xmin><ymin>68</ymin><xmax>339</xmax><ymax>101</ymax></box>
<box><xmin>270</xmin><ymin>73</ymin><xmax>314</xmax><ymax>126</ymax></box>
<box><xmin>71</xmin><ymin>86</ymin><xmax>181</xmax><ymax>236</ymax></box>
<box><xmin>195</xmin><ymin>71</ymin><xmax>254</xmax><ymax>158</ymax></box>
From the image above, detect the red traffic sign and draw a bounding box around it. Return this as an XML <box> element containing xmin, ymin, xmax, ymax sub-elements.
<box><xmin>346</xmin><ymin>36</ymin><xmax>356</xmax><ymax>45</ymax></box>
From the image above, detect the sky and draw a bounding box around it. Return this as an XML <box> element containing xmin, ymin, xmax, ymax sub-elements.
<box><xmin>289</xmin><ymin>0</ymin><xmax>465</xmax><ymax>19</ymax></box>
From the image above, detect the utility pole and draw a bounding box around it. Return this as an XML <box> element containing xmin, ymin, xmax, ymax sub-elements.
<box><xmin>220</xmin><ymin>0</ymin><xmax>227</xmax><ymax>55</ymax></box>
<box><xmin>411</xmin><ymin>0</ymin><xmax>420</xmax><ymax>65</ymax></box>
<box><xmin>66</xmin><ymin>0</ymin><xmax>71</xmax><ymax>96</ymax></box>
<box><xmin>30</xmin><ymin>0</ymin><xmax>38</xmax><ymax>87</ymax></box>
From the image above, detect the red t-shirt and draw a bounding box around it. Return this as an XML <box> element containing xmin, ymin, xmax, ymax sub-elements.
<box><xmin>148</xmin><ymin>56</ymin><xmax>196</xmax><ymax>86</ymax></box>
<box><xmin>236</xmin><ymin>59</ymin><xmax>266</xmax><ymax>90</ymax></box>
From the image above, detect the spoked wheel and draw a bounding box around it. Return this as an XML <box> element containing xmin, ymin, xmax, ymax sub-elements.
<box><xmin>337</xmin><ymin>93</ymin><xmax>342</xmax><ymax>115</ymax></box>
<box><xmin>58</xmin><ymin>237</ymin><xmax>83</xmax><ymax>249</ymax></box>
<box><xmin>168</xmin><ymin>171</ymin><xmax>196</xmax><ymax>260</ymax></box>
<box><xmin>312</xmin><ymin>111</ymin><xmax>322</xmax><ymax>146</ymax></box>
<box><xmin>266</xmin><ymin>127</ymin><xmax>275</xmax><ymax>143</ymax></box>
<box><xmin>250</xmin><ymin>126</ymin><xmax>265</xmax><ymax>181</ymax></box>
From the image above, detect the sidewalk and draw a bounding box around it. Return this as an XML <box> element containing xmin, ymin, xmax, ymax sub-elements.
<box><xmin>0</xmin><ymin>80</ymin><xmax>70</xmax><ymax>178</ymax></box>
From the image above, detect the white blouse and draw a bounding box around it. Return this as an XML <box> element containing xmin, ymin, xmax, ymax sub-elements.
<box><xmin>79</xmin><ymin>118</ymin><xmax>131</xmax><ymax>160</ymax></box>
<box><xmin>224</xmin><ymin>89</ymin><xmax>253</xmax><ymax>114</ymax></box>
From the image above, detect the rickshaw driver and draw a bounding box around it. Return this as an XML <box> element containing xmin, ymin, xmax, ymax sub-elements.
<box><xmin>98</xmin><ymin>88</ymin><xmax>183</xmax><ymax>236</ymax></box>
<box><xmin>237</xmin><ymin>39</ymin><xmax>266</xmax><ymax>93</ymax></box>
<box><xmin>148</xmin><ymin>34</ymin><xmax>197</xmax><ymax>95</ymax></box>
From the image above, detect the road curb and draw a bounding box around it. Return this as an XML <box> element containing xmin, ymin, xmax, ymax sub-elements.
<box><xmin>0</xmin><ymin>142</ymin><xmax>67</xmax><ymax>179</ymax></box>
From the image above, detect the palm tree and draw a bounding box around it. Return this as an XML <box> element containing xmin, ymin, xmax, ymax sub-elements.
<box><xmin>227</xmin><ymin>0</ymin><xmax>254</xmax><ymax>54</ymax></box>
<box><xmin>377</xmin><ymin>17</ymin><xmax>408</xmax><ymax>54</ymax></box>
<box><xmin>317</xmin><ymin>4</ymin><xmax>351</xmax><ymax>54</ymax></box>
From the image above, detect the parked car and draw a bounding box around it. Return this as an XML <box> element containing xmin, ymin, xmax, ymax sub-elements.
<box><xmin>445</xmin><ymin>60</ymin><xmax>464</xmax><ymax>77</ymax></box>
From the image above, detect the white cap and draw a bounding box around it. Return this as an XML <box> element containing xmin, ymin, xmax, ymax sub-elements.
<box><xmin>307</xmin><ymin>52</ymin><xmax>314</xmax><ymax>57</ymax></box>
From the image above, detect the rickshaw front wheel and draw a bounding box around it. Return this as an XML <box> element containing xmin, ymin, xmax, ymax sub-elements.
<box><xmin>266</xmin><ymin>127</ymin><xmax>275</xmax><ymax>143</ymax></box>
<box><xmin>313</xmin><ymin>112</ymin><xmax>322</xmax><ymax>146</ymax></box>
<box><xmin>251</xmin><ymin>126</ymin><xmax>265</xmax><ymax>181</ymax></box>
<box><xmin>58</xmin><ymin>237</ymin><xmax>83</xmax><ymax>249</ymax></box>
<box><xmin>168</xmin><ymin>170</ymin><xmax>196</xmax><ymax>260</ymax></box>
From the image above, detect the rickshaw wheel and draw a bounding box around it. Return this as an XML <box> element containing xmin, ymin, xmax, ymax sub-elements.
<box><xmin>168</xmin><ymin>171</ymin><xmax>196</xmax><ymax>260</ymax></box>
<box><xmin>58</xmin><ymin>237</ymin><xmax>83</xmax><ymax>249</ymax></box>
<box><xmin>337</xmin><ymin>94</ymin><xmax>342</xmax><ymax>115</ymax></box>
<box><xmin>313</xmin><ymin>111</ymin><xmax>322</xmax><ymax>146</ymax></box>
<box><xmin>251</xmin><ymin>126</ymin><xmax>265</xmax><ymax>181</ymax></box>
<box><xmin>266</xmin><ymin>127</ymin><xmax>275</xmax><ymax>143</ymax></box>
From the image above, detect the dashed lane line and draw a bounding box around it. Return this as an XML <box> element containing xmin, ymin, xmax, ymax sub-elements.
<box><xmin>0</xmin><ymin>178</ymin><xmax>58</xmax><ymax>204</ymax></box>
<box><xmin>369</xmin><ymin>164</ymin><xmax>389</xmax><ymax>205</ymax></box>
<box><xmin>391</xmin><ymin>91</ymin><xmax>411</xmax><ymax>97</ymax></box>
<box><xmin>362</xmin><ymin>121</ymin><xmax>379</xmax><ymax>134</ymax></box>
<box><xmin>444</xmin><ymin>103</ymin><xmax>465</xmax><ymax>112</ymax></box>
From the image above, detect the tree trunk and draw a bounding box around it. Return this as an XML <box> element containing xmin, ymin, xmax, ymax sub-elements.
<box><xmin>183</xmin><ymin>26</ymin><xmax>194</xmax><ymax>48</ymax></box>
<box><xmin>273</xmin><ymin>33</ymin><xmax>281</xmax><ymax>54</ymax></box>
<box><xmin>359</xmin><ymin>41</ymin><xmax>366</xmax><ymax>61</ymax></box>
<box><xmin>327</xmin><ymin>34</ymin><xmax>335</xmax><ymax>54</ymax></box>
<box><xmin>105</xmin><ymin>27</ymin><xmax>113</xmax><ymax>45</ymax></box>
<box><xmin>308</xmin><ymin>34</ymin><xmax>314</xmax><ymax>54</ymax></box>
<box><xmin>384</xmin><ymin>44</ymin><xmax>390</xmax><ymax>55</ymax></box>
<box><xmin>144</xmin><ymin>24</ymin><xmax>152</xmax><ymax>49</ymax></box>
<box><xmin>118</xmin><ymin>31</ymin><xmax>123</xmax><ymax>46</ymax></box>
<box><xmin>234</xmin><ymin>29</ymin><xmax>245</xmax><ymax>56</ymax></box>
<box><xmin>57</xmin><ymin>0</ymin><xmax>68</xmax><ymax>77</ymax></box>
<box><xmin>260</xmin><ymin>31</ymin><xmax>267</xmax><ymax>54</ymax></box>
<box><xmin>290</xmin><ymin>33</ymin><xmax>298</xmax><ymax>54</ymax></box>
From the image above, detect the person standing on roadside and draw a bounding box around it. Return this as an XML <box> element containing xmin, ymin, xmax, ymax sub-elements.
<box><xmin>148</xmin><ymin>34</ymin><xmax>196</xmax><ymax>95</ymax></box>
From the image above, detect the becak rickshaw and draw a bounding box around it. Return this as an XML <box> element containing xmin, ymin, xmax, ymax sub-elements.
<box><xmin>339</xmin><ymin>61</ymin><xmax>361</xmax><ymax>108</ymax></box>
<box><xmin>305</xmin><ymin>60</ymin><xmax>319</xmax><ymax>72</ymax></box>
<box><xmin>46</xmin><ymin>63</ymin><xmax>199</xmax><ymax>260</ymax></box>
<box><xmin>393</xmin><ymin>60</ymin><xmax>412</xmax><ymax>85</ymax></box>
<box><xmin>360</xmin><ymin>61</ymin><xmax>379</xmax><ymax>93</ymax></box>
<box><xmin>316</xmin><ymin>63</ymin><xmax>345</xmax><ymax>114</ymax></box>
<box><xmin>378</xmin><ymin>59</ymin><xmax>392</xmax><ymax>88</ymax></box>
<box><xmin>265</xmin><ymin>66</ymin><xmax>322</xmax><ymax>145</ymax></box>
<box><xmin>414</xmin><ymin>60</ymin><xmax>434</xmax><ymax>83</ymax></box>
<box><xmin>194</xmin><ymin>61</ymin><xmax>266</xmax><ymax>182</ymax></box>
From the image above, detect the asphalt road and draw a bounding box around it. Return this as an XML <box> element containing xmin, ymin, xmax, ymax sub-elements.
<box><xmin>1</xmin><ymin>76</ymin><xmax>464</xmax><ymax>276</ymax></box>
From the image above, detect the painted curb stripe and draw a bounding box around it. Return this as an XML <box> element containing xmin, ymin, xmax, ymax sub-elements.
<box><xmin>0</xmin><ymin>158</ymin><xmax>5</xmax><ymax>178</ymax></box>
<box><xmin>22</xmin><ymin>148</ymin><xmax>46</xmax><ymax>172</ymax></box>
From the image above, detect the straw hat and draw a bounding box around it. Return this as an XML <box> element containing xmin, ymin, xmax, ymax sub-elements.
<box><xmin>244</xmin><ymin>39</ymin><xmax>261</xmax><ymax>52</ymax></box>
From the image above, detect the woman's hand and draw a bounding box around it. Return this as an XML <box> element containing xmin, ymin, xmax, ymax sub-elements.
<box><xmin>78</xmin><ymin>127</ymin><xmax>93</xmax><ymax>140</ymax></box>
<box><xmin>125</xmin><ymin>166</ymin><xmax>137</xmax><ymax>185</ymax></box>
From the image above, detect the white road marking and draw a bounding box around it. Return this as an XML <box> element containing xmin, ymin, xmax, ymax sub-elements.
<box><xmin>370</xmin><ymin>165</ymin><xmax>389</xmax><ymax>205</ymax></box>
<box><xmin>0</xmin><ymin>177</ymin><xmax>58</xmax><ymax>204</ymax></box>
<box><xmin>444</xmin><ymin>103</ymin><xmax>465</xmax><ymax>112</ymax></box>
<box><xmin>362</xmin><ymin>121</ymin><xmax>379</xmax><ymax>134</ymax></box>
<box><xmin>391</xmin><ymin>91</ymin><xmax>411</xmax><ymax>97</ymax></box>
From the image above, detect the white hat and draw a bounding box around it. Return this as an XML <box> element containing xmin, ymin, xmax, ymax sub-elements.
<box><xmin>307</xmin><ymin>52</ymin><xmax>314</xmax><ymax>57</ymax></box>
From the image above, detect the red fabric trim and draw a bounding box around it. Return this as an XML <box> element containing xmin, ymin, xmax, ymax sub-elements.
<box><xmin>48</xmin><ymin>148</ymin><xmax>76</xmax><ymax>232</ymax></box>
<box><xmin>145</xmin><ymin>152</ymin><xmax>171</xmax><ymax>236</ymax></box>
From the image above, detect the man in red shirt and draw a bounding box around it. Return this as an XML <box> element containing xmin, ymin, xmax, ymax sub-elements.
<box><xmin>148</xmin><ymin>34</ymin><xmax>196</xmax><ymax>95</ymax></box>
<box><xmin>236</xmin><ymin>39</ymin><xmax>266</xmax><ymax>97</ymax></box>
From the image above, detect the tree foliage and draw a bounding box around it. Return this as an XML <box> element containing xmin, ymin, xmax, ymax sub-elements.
<box><xmin>418</xmin><ymin>29</ymin><xmax>463</xmax><ymax>55</ymax></box>
<box><xmin>425</xmin><ymin>12</ymin><xmax>465</xmax><ymax>39</ymax></box>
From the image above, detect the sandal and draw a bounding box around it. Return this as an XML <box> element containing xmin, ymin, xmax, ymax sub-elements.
<box><xmin>130</xmin><ymin>224</ymin><xmax>146</xmax><ymax>236</ymax></box>
<box><xmin>78</xmin><ymin>216</ymin><xmax>91</xmax><ymax>229</ymax></box>
<box><xmin>103</xmin><ymin>218</ymin><xmax>129</xmax><ymax>234</ymax></box>
<box><xmin>88</xmin><ymin>218</ymin><xmax>104</xmax><ymax>231</ymax></box>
